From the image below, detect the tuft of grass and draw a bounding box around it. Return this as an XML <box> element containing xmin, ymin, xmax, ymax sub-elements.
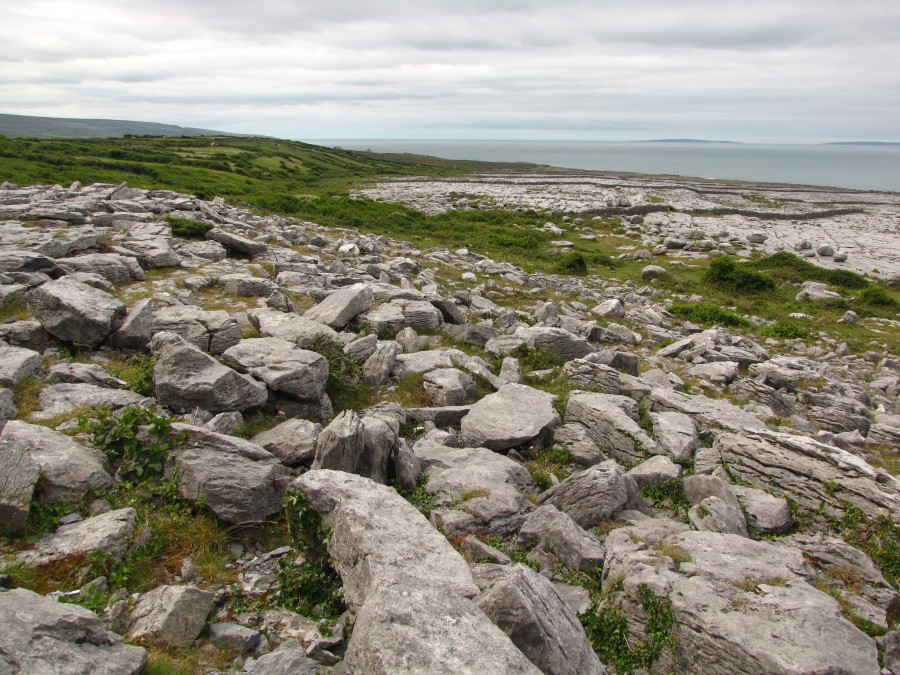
<box><xmin>233</xmin><ymin>412</ymin><xmax>284</xmax><ymax>440</ymax></box>
<box><xmin>390</xmin><ymin>373</ymin><xmax>431</xmax><ymax>407</ymax></box>
<box><xmin>457</xmin><ymin>488</ymin><xmax>491</xmax><ymax>503</ymax></box>
<box><xmin>105</xmin><ymin>354</ymin><xmax>157</xmax><ymax>396</ymax></box>
<box><xmin>305</xmin><ymin>337</ymin><xmax>375</xmax><ymax>413</ymax></box>
<box><xmin>653</xmin><ymin>541</ymin><xmax>693</xmax><ymax>566</ymax></box>
<box><xmin>0</xmin><ymin>301</ymin><xmax>30</xmax><ymax>323</ymax></box>
<box><xmin>12</xmin><ymin>376</ymin><xmax>44</xmax><ymax>419</ymax></box>
<box><xmin>732</xmin><ymin>576</ymin><xmax>789</xmax><ymax>592</ymax></box>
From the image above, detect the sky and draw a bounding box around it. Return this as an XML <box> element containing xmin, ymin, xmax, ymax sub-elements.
<box><xmin>2</xmin><ymin>0</ymin><xmax>899</xmax><ymax>143</ymax></box>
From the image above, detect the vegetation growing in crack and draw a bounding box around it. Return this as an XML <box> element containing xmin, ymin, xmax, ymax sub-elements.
<box><xmin>278</xmin><ymin>491</ymin><xmax>345</xmax><ymax>619</ymax></box>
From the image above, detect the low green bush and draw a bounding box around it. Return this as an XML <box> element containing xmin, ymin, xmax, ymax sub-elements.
<box><xmin>705</xmin><ymin>257</ymin><xmax>775</xmax><ymax>294</ymax></box>
<box><xmin>668</xmin><ymin>302</ymin><xmax>749</xmax><ymax>328</ymax></box>
<box><xmin>164</xmin><ymin>216</ymin><xmax>213</xmax><ymax>239</ymax></box>
<box><xmin>762</xmin><ymin>321</ymin><xmax>810</xmax><ymax>339</ymax></box>
<box><xmin>556</xmin><ymin>252</ymin><xmax>588</xmax><ymax>276</ymax></box>
<box><xmin>751</xmin><ymin>252</ymin><xmax>868</xmax><ymax>289</ymax></box>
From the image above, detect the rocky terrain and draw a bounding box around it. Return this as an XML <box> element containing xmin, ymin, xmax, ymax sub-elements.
<box><xmin>0</xmin><ymin>177</ymin><xmax>899</xmax><ymax>674</ymax></box>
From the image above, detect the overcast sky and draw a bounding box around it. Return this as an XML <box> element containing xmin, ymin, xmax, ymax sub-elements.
<box><xmin>2</xmin><ymin>0</ymin><xmax>898</xmax><ymax>143</ymax></box>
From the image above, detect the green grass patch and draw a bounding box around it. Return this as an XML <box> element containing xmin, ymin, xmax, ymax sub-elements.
<box><xmin>668</xmin><ymin>302</ymin><xmax>749</xmax><ymax>328</ymax></box>
<box><xmin>750</xmin><ymin>252</ymin><xmax>868</xmax><ymax>289</ymax></box>
<box><xmin>556</xmin><ymin>251</ymin><xmax>588</xmax><ymax>276</ymax></box>
<box><xmin>704</xmin><ymin>256</ymin><xmax>776</xmax><ymax>294</ymax></box>
<box><xmin>761</xmin><ymin>320</ymin><xmax>811</xmax><ymax>339</ymax></box>
<box><xmin>105</xmin><ymin>354</ymin><xmax>156</xmax><ymax>396</ymax></box>
<box><xmin>304</xmin><ymin>337</ymin><xmax>375</xmax><ymax>413</ymax></box>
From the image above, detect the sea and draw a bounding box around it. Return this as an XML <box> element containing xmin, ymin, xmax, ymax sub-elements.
<box><xmin>303</xmin><ymin>139</ymin><xmax>900</xmax><ymax>193</ymax></box>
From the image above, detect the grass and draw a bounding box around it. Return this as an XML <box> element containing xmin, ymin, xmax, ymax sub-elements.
<box><xmin>750</xmin><ymin>251</ymin><xmax>868</xmax><ymax>289</ymax></box>
<box><xmin>304</xmin><ymin>337</ymin><xmax>375</xmax><ymax>413</ymax></box>
<box><xmin>704</xmin><ymin>256</ymin><xmax>776</xmax><ymax>294</ymax></box>
<box><xmin>105</xmin><ymin>354</ymin><xmax>157</xmax><ymax>396</ymax></box>
<box><xmin>524</xmin><ymin>445</ymin><xmax>574</xmax><ymax>491</ymax></box>
<box><xmin>389</xmin><ymin>373</ymin><xmax>431</xmax><ymax>407</ymax></box>
<box><xmin>12</xmin><ymin>376</ymin><xmax>44</xmax><ymax>419</ymax></box>
<box><xmin>0</xmin><ymin>301</ymin><xmax>30</xmax><ymax>323</ymax></box>
<box><xmin>732</xmin><ymin>576</ymin><xmax>789</xmax><ymax>592</ymax></box>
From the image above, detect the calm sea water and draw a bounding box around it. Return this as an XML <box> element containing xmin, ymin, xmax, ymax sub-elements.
<box><xmin>304</xmin><ymin>139</ymin><xmax>900</xmax><ymax>193</ymax></box>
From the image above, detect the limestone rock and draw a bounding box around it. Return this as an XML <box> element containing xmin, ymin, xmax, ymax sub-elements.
<box><xmin>540</xmin><ymin>460</ymin><xmax>643</xmax><ymax>529</ymax></box>
<box><xmin>152</xmin><ymin>332</ymin><xmax>268</xmax><ymax>413</ymax></box>
<box><xmin>248</xmin><ymin>308</ymin><xmax>341</xmax><ymax>348</ymax></box>
<box><xmin>174</xmin><ymin>448</ymin><xmax>288</xmax><ymax>524</ymax></box>
<box><xmin>627</xmin><ymin>455</ymin><xmax>683</xmax><ymax>487</ymax></box>
<box><xmin>515</xmin><ymin>504</ymin><xmax>606</xmax><ymax>572</ymax></box>
<box><xmin>651</xmin><ymin>411</ymin><xmax>699</xmax><ymax>462</ymax></box>
<box><xmin>731</xmin><ymin>485</ymin><xmax>792</xmax><ymax>534</ymax></box>
<box><xmin>291</xmin><ymin>470</ymin><xmax>539</xmax><ymax>674</ymax></box>
<box><xmin>565</xmin><ymin>391</ymin><xmax>656</xmax><ymax>464</ymax></box>
<box><xmin>602</xmin><ymin>520</ymin><xmax>879</xmax><ymax>674</ymax></box>
<box><xmin>18</xmin><ymin>508</ymin><xmax>136</xmax><ymax>566</ymax></box>
<box><xmin>303</xmin><ymin>282</ymin><xmax>374</xmax><ymax>329</ymax></box>
<box><xmin>477</xmin><ymin>564</ymin><xmax>605</xmax><ymax>675</ymax></box>
<box><xmin>0</xmin><ymin>420</ymin><xmax>113</xmax><ymax>501</ymax></box>
<box><xmin>28</xmin><ymin>277</ymin><xmax>126</xmax><ymax>347</ymax></box>
<box><xmin>0</xmin><ymin>587</ymin><xmax>146</xmax><ymax>674</ymax></box>
<box><xmin>152</xmin><ymin>305</ymin><xmax>242</xmax><ymax>354</ymax></box>
<box><xmin>222</xmin><ymin>337</ymin><xmax>328</xmax><ymax>400</ymax></box>
<box><xmin>422</xmin><ymin>367</ymin><xmax>476</xmax><ymax>406</ymax></box>
<box><xmin>552</xmin><ymin>423</ymin><xmax>607</xmax><ymax>467</ymax></box>
<box><xmin>460</xmin><ymin>383</ymin><xmax>560</xmax><ymax>450</ymax></box>
<box><xmin>363</xmin><ymin>340</ymin><xmax>402</xmax><ymax>385</ymax></box>
<box><xmin>311</xmin><ymin>410</ymin><xmax>365</xmax><ymax>473</ymax></box>
<box><xmin>32</xmin><ymin>382</ymin><xmax>145</xmax><ymax>420</ymax></box>
<box><xmin>128</xmin><ymin>585</ymin><xmax>215</xmax><ymax>647</ymax></box>
<box><xmin>0</xmin><ymin>343</ymin><xmax>41</xmax><ymax>387</ymax></box>
<box><xmin>516</xmin><ymin>325</ymin><xmax>593</xmax><ymax>361</ymax></box>
<box><xmin>252</xmin><ymin>418</ymin><xmax>321</xmax><ymax>466</ymax></box>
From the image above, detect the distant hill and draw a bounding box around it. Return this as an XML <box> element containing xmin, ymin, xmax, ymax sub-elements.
<box><xmin>639</xmin><ymin>138</ymin><xmax>742</xmax><ymax>144</ymax></box>
<box><xmin>822</xmin><ymin>141</ymin><xmax>900</xmax><ymax>146</ymax></box>
<box><xmin>0</xmin><ymin>113</ymin><xmax>244</xmax><ymax>139</ymax></box>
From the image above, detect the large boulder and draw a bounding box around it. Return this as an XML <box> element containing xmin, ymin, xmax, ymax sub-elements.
<box><xmin>460</xmin><ymin>383</ymin><xmax>560</xmax><ymax>451</ymax></box>
<box><xmin>516</xmin><ymin>325</ymin><xmax>593</xmax><ymax>361</ymax></box>
<box><xmin>57</xmin><ymin>253</ymin><xmax>144</xmax><ymax>284</ymax></box>
<box><xmin>712</xmin><ymin>428</ymin><xmax>900</xmax><ymax>524</ymax></box>
<box><xmin>128</xmin><ymin>585</ymin><xmax>215</xmax><ymax>647</ymax></box>
<box><xmin>17</xmin><ymin>508</ymin><xmax>136</xmax><ymax>566</ymax></box>
<box><xmin>476</xmin><ymin>564</ymin><xmax>605</xmax><ymax>675</ymax></box>
<box><xmin>151</xmin><ymin>305</ymin><xmax>242</xmax><ymax>354</ymax></box>
<box><xmin>303</xmin><ymin>283</ymin><xmax>374</xmax><ymax>329</ymax></box>
<box><xmin>601</xmin><ymin>519</ymin><xmax>880</xmax><ymax>674</ymax></box>
<box><xmin>173</xmin><ymin>448</ymin><xmax>288</xmax><ymax>524</ymax></box>
<box><xmin>415</xmin><ymin>436</ymin><xmax>535</xmax><ymax>536</ymax></box>
<box><xmin>221</xmin><ymin>337</ymin><xmax>328</xmax><ymax>400</ymax></box>
<box><xmin>251</xmin><ymin>418</ymin><xmax>321</xmax><ymax>466</ymax></box>
<box><xmin>565</xmin><ymin>391</ymin><xmax>656</xmax><ymax>464</ymax></box>
<box><xmin>514</xmin><ymin>504</ymin><xmax>606</xmax><ymax>572</ymax></box>
<box><xmin>31</xmin><ymin>383</ymin><xmax>145</xmax><ymax>421</ymax></box>
<box><xmin>247</xmin><ymin>308</ymin><xmax>341</xmax><ymax>347</ymax></box>
<box><xmin>28</xmin><ymin>277</ymin><xmax>126</xmax><ymax>347</ymax></box>
<box><xmin>0</xmin><ymin>587</ymin><xmax>146</xmax><ymax>674</ymax></box>
<box><xmin>539</xmin><ymin>460</ymin><xmax>643</xmax><ymax>529</ymax></box>
<box><xmin>291</xmin><ymin>470</ymin><xmax>539</xmax><ymax>674</ymax></box>
<box><xmin>152</xmin><ymin>332</ymin><xmax>268</xmax><ymax>413</ymax></box>
<box><xmin>0</xmin><ymin>420</ymin><xmax>113</xmax><ymax>502</ymax></box>
<box><xmin>0</xmin><ymin>343</ymin><xmax>41</xmax><ymax>387</ymax></box>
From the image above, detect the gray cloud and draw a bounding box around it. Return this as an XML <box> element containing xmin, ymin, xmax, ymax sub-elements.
<box><xmin>1</xmin><ymin>0</ymin><xmax>898</xmax><ymax>142</ymax></box>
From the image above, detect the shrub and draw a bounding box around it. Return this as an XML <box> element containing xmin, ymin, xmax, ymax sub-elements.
<box><xmin>762</xmin><ymin>321</ymin><xmax>810</xmax><ymax>339</ymax></box>
<box><xmin>855</xmin><ymin>286</ymin><xmax>898</xmax><ymax>309</ymax></box>
<box><xmin>751</xmin><ymin>252</ymin><xmax>868</xmax><ymax>289</ymax></box>
<box><xmin>668</xmin><ymin>302</ymin><xmax>749</xmax><ymax>328</ymax></box>
<box><xmin>556</xmin><ymin>252</ymin><xmax>588</xmax><ymax>276</ymax></box>
<box><xmin>704</xmin><ymin>256</ymin><xmax>775</xmax><ymax>294</ymax></box>
<box><xmin>165</xmin><ymin>216</ymin><xmax>213</xmax><ymax>239</ymax></box>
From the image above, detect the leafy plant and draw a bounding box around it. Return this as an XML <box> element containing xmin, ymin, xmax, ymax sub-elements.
<box><xmin>106</xmin><ymin>354</ymin><xmax>157</xmax><ymax>396</ymax></box>
<box><xmin>305</xmin><ymin>337</ymin><xmax>374</xmax><ymax>413</ymax></box>
<box><xmin>580</xmin><ymin>584</ymin><xmax>675</xmax><ymax>672</ymax></box>
<box><xmin>78</xmin><ymin>405</ymin><xmax>184</xmax><ymax>481</ymax></box>
<box><xmin>278</xmin><ymin>492</ymin><xmax>345</xmax><ymax>619</ymax></box>
<box><xmin>395</xmin><ymin>475</ymin><xmax>437</xmax><ymax>518</ymax></box>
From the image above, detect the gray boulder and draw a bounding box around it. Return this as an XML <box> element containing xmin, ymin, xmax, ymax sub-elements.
<box><xmin>206</xmin><ymin>227</ymin><xmax>267</xmax><ymax>254</ymax></box>
<box><xmin>152</xmin><ymin>332</ymin><xmax>268</xmax><ymax>413</ymax></box>
<box><xmin>174</xmin><ymin>448</ymin><xmax>288</xmax><ymax>524</ymax></box>
<box><xmin>460</xmin><ymin>383</ymin><xmax>560</xmax><ymax>451</ymax></box>
<box><xmin>152</xmin><ymin>304</ymin><xmax>242</xmax><ymax>354</ymax></box>
<box><xmin>57</xmin><ymin>253</ymin><xmax>144</xmax><ymax>284</ymax></box>
<box><xmin>303</xmin><ymin>282</ymin><xmax>374</xmax><ymax>329</ymax></box>
<box><xmin>18</xmin><ymin>508</ymin><xmax>136</xmax><ymax>566</ymax></box>
<box><xmin>291</xmin><ymin>470</ymin><xmax>540</xmax><ymax>674</ymax></box>
<box><xmin>0</xmin><ymin>343</ymin><xmax>41</xmax><ymax>387</ymax></box>
<box><xmin>243</xmin><ymin>639</ymin><xmax>319</xmax><ymax>674</ymax></box>
<box><xmin>713</xmin><ymin>428</ymin><xmax>900</xmax><ymax>524</ymax></box>
<box><xmin>128</xmin><ymin>585</ymin><xmax>215</xmax><ymax>647</ymax></box>
<box><xmin>602</xmin><ymin>520</ymin><xmax>880</xmax><ymax>674</ymax></box>
<box><xmin>565</xmin><ymin>391</ymin><xmax>656</xmax><ymax>464</ymax></box>
<box><xmin>122</xmin><ymin>222</ymin><xmax>180</xmax><ymax>268</ymax></box>
<box><xmin>310</xmin><ymin>410</ymin><xmax>365</xmax><ymax>473</ymax></box>
<box><xmin>46</xmin><ymin>362</ymin><xmax>126</xmax><ymax>388</ymax></box>
<box><xmin>28</xmin><ymin>277</ymin><xmax>126</xmax><ymax>347</ymax></box>
<box><xmin>248</xmin><ymin>308</ymin><xmax>341</xmax><ymax>347</ymax></box>
<box><xmin>516</xmin><ymin>325</ymin><xmax>593</xmax><ymax>361</ymax></box>
<box><xmin>731</xmin><ymin>485</ymin><xmax>792</xmax><ymax>534</ymax></box>
<box><xmin>363</xmin><ymin>340</ymin><xmax>402</xmax><ymax>385</ymax></box>
<box><xmin>32</xmin><ymin>383</ymin><xmax>145</xmax><ymax>420</ymax></box>
<box><xmin>515</xmin><ymin>504</ymin><xmax>606</xmax><ymax>572</ymax></box>
<box><xmin>222</xmin><ymin>337</ymin><xmax>328</xmax><ymax>400</ymax></box>
<box><xmin>651</xmin><ymin>411</ymin><xmax>699</xmax><ymax>462</ymax></box>
<box><xmin>0</xmin><ymin>439</ymin><xmax>39</xmax><ymax>534</ymax></box>
<box><xmin>627</xmin><ymin>455</ymin><xmax>683</xmax><ymax>487</ymax></box>
<box><xmin>539</xmin><ymin>460</ymin><xmax>643</xmax><ymax>529</ymax></box>
<box><xmin>562</xmin><ymin>359</ymin><xmax>620</xmax><ymax>394</ymax></box>
<box><xmin>423</xmin><ymin>367</ymin><xmax>476</xmax><ymax>406</ymax></box>
<box><xmin>0</xmin><ymin>420</ymin><xmax>113</xmax><ymax>501</ymax></box>
<box><xmin>208</xmin><ymin>622</ymin><xmax>263</xmax><ymax>653</ymax></box>
<box><xmin>552</xmin><ymin>423</ymin><xmax>606</xmax><ymax>467</ymax></box>
<box><xmin>252</xmin><ymin>418</ymin><xmax>321</xmax><ymax>466</ymax></box>
<box><xmin>0</xmin><ymin>587</ymin><xmax>146</xmax><ymax>674</ymax></box>
<box><xmin>219</xmin><ymin>273</ymin><xmax>277</xmax><ymax>297</ymax></box>
<box><xmin>477</xmin><ymin>564</ymin><xmax>605</xmax><ymax>675</ymax></box>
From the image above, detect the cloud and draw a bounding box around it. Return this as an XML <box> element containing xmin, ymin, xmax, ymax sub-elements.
<box><xmin>1</xmin><ymin>0</ymin><xmax>898</xmax><ymax>142</ymax></box>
